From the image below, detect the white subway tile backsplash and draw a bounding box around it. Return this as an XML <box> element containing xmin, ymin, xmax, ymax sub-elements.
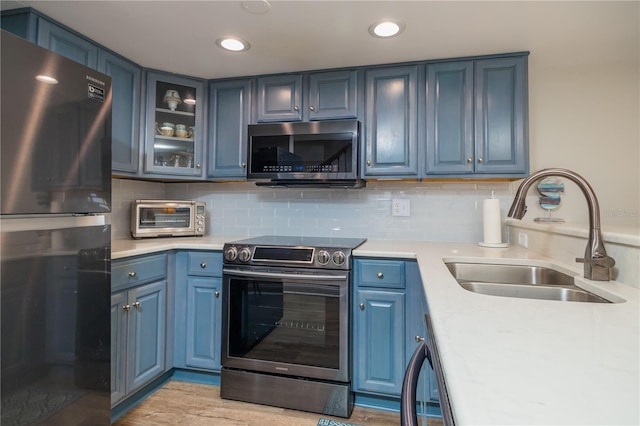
<box><xmin>114</xmin><ymin>178</ymin><xmax>513</xmax><ymax>242</ymax></box>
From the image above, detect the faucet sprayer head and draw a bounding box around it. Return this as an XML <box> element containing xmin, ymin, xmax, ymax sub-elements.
<box><xmin>507</xmin><ymin>200</ymin><xmax>527</xmax><ymax>219</ymax></box>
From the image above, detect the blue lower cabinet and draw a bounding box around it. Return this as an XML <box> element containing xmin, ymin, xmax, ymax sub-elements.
<box><xmin>353</xmin><ymin>258</ymin><xmax>439</xmax><ymax>406</ymax></box>
<box><xmin>174</xmin><ymin>251</ymin><xmax>223</xmax><ymax>372</ymax></box>
<box><xmin>111</xmin><ymin>291</ymin><xmax>128</xmax><ymax>405</ymax></box>
<box><xmin>128</xmin><ymin>281</ymin><xmax>167</xmax><ymax>392</ymax></box>
<box><xmin>111</xmin><ymin>254</ymin><xmax>168</xmax><ymax>408</ymax></box>
<box><xmin>405</xmin><ymin>262</ymin><xmax>440</xmax><ymax>403</ymax></box>
<box><xmin>354</xmin><ymin>289</ymin><xmax>405</xmax><ymax>395</ymax></box>
<box><xmin>111</xmin><ymin>279</ymin><xmax>167</xmax><ymax>407</ymax></box>
<box><xmin>185</xmin><ymin>277</ymin><xmax>222</xmax><ymax>370</ymax></box>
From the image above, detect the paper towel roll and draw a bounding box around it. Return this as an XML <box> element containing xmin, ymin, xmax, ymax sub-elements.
<box><xmin>482</xmin><ymin>198</ymin><xmax>502</xmax><ymax>244</ymax></box>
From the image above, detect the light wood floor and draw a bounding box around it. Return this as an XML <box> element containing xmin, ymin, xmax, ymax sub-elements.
<box><xmin>114</xmin><ymin>380</ymin><xmax>442</xmax><ymax>426</ymax></box>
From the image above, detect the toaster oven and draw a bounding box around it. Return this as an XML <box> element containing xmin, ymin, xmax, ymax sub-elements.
<box><xmin>131</xmin><ymin>200</ymin><xmax>205</xmax><ymax>238</ymax></box>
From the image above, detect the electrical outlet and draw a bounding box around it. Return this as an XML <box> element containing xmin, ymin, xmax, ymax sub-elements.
<box><xmin>392</xmin><ymin>199</ymin><xmax>410</xmax><ymax>217</ymax></box>
<box><xmin>518</xmin><ymin>232</ymin><xmax>528</xmax><ymax>248</ymax></box>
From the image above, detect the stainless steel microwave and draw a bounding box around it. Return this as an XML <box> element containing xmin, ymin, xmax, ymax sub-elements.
<box><xmin>247</xmin><ymin>120</ymin><xmax>363</xmax><ymax>187</ymax></box>
<box><xmin>131</xmin><ymin>200</ymin><xmax>205</xmax><ymax>238</ymax></box>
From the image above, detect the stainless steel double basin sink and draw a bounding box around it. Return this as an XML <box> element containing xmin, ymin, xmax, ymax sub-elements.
<box><xmin>445</xmin><ymin>262</ymin><xmax>612</xmax><ymax>303</ymax></box>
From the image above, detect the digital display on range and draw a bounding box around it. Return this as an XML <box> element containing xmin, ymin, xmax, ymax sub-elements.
<box><xmin>253</xmin><ymin>247</ymin><xmax>314</xmax><ymax>262</ymax></box>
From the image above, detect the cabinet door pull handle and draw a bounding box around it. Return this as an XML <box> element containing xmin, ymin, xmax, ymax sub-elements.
<box><xmin>359</xmin><ymin>303</ymin><xmax>365</xmax><ymax>311</ymax></box>
<box><xmin>196</xmin><ymin>163</ymin><xmax>201</xmax><ymax>169</ymax></box>
<box><xmin>200</xmin><ymin>262</ymin><xmax>207</xmax><ymax>269</ymax></box>
<box><xmin>132</xmin><ymin>301</ymin><xmax>141</xmax><ymax>309</ymax></box>
<box><xmin>123</xmin><ymin>304</ymin><xmax>131</xmax><ymax>311</ymax></box>
<box><xmin>415</xmin><ymin>335</ymin><xmax>425</xmax><ymax>342</ymax></box>
<box><xmin>466</xmin><ymin>157</ymin><xmax>473</xmax><ymax>163</ymax></box>
<box><xmin>377</xmin><ymin>272</ymin><xmax>384</xmax><ymax>279</ymax></box>
<box><xmin>294</xmin><ymin>105</ymin><xmax>299</xmax><ymax>111</ymax></box>
<box><xmin>215</xmin><ymin>291</ymin><xmax>220</xmax><ymax>298</ymax></box>
<box><xmin>241</xmin><ymin>162</ymin><xmax>247</xmax><ymax>168</ymax></box>
<box><xmin>477</xmin><ymin>157</ymin><xmax>484</xmax><ymax>163</ymax></box>
<box><xmin>128</xmin><ymin>271</ymin><xmax>137</xmax><ymax>277</ymax></box>
<box><xmin>309</xmin><ymin>106</ymin><xmax>315</xmax><ymax>111</ymax></box>
<box><xmin>366</xmin><ymin>160</ymin><xmax>372</xmax><ymax>166</ymax></box>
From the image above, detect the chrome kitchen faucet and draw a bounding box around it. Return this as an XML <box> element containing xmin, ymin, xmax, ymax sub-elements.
<box><xmin>508</xmin><ymin>168</ymin><xmax>615</xmax><ymax>281</ymax></box>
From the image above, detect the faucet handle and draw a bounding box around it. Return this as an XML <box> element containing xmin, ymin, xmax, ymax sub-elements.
<box><xmin>575</xmin><ymin>255</ymin><xmax>616</xmax><ymax>268</ymax></box>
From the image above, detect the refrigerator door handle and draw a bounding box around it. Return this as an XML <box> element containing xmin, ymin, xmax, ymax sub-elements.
<box><xmin>0</xmin><ymin>215</ymin><xmax>106</xmax><ymax>232</ymax></box>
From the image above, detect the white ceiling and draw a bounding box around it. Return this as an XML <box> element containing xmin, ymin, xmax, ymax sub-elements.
<box><xmin>2</xmin><ymin>1</ymin><xmax>638</xmax><ymax>79</ymax></box>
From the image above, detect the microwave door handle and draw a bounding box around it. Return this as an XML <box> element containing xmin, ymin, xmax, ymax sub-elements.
<box><xmin>222</xmin><ymin>268</ymin><xmax>348</xmax><ymax>282</ymax></box>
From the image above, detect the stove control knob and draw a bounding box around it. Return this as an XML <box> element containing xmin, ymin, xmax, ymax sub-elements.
<box><xmin>316</xmin><ymin>250</ymin><xmax>330</xmax><ymax>265</ymax></box>
<box><xmin>332</xmin><ymin>251</ymin><xmax>346</xmax><ymax>266</ymax></box>
<box><xmin>224</xmin><ymin>246</ymin><xmax>238</xmax><ymax>262</ymax></box>
<box><xmin>238</xmin><ymin>247</ymin><xmax>252</xmax><ymax>262</ymax></box>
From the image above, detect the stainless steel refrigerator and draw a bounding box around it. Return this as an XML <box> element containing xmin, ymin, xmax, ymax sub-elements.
<box><xmin>1</xmin><ymin>30</ymin><xmax>112</xmax><ymax>425</ymax></box>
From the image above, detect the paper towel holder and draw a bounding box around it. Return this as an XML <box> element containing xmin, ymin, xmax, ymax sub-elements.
<box><xmin>478</xmin><ymin>241</ymin><xmax>509</xmax><ymax>248</ymax></box>
<box><xmin>479</xmin><ymin>191</ymin><xmax>509</xmax><ymax>248</ymax></box>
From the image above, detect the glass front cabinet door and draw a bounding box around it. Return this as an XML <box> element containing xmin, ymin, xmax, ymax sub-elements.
<box><xmin>144</xmin><ymin>72</ymin><xmax>205</xmax><ymax>177</ymax></box>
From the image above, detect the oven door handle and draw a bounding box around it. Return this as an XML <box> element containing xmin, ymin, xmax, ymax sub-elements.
<box><xmin>223</xmin><ymin>268</ymin><xmax>348</xmax><ymax>281</ymax></box>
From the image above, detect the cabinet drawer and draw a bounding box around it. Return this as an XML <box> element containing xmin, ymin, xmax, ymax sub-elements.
<box><xmin>187</xmin><ymin>252</ymin><xmax>222</xmax><ymax>277</ymax></box>
<box><xmin>356</xmin><ymin>259</ymin><xmax>405</xmax><ymax>289</ymax></box>
<box><xmin>112</xmin><ymin>253</ymin><xmax>167</xmax><ymax>291</ymax></box>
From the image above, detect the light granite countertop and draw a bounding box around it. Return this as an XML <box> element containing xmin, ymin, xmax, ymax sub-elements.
<box><xmin>112</xmin><ymin>237</ymin><xmax>640</xmax><ymax>424</ymax></box>
<box><xmin>355</xmin><ymin>240</ymin><xmax>639</xmax><ymax>425</ymax></box>
<box><xmin>111</xmin><ymin>236</ymin><xmax>234</xmax><ymax>259</ymax></box>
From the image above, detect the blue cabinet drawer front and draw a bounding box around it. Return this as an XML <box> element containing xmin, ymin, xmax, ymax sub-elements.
<box><xmin>356</xmin><ymin>260</ymin><xmax>405</xmax><ymax>288</ymax></box>
<box><xmin>112</xmin><ymin>254</ymin><xmax>167</xmax><ymax>291</ymax></box>
<box><xmin>187</xmin><ymin>252</ymin><xmax>223</xmax><ymax>277</ymax></box>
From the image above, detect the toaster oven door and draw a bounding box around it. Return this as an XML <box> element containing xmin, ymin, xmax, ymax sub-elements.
<box><xmin>132</xmin><ymin>202</ymin><xmax>195</xmax><ymax>238</ymax></box>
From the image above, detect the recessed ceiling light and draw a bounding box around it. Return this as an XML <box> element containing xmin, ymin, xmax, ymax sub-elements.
<box><xmin>368</xmin><ymin>19</ymin><xmax>406</xmax><ymax>38</ymax></box>
<box><xmin>216</xmin><ymin>37</ymin><xmax>251</xmax><ymax>52</ymax></box>
<box><xmin>241</xmin><ymin>0</ymin><xmax>270</xmax><ymax>14</ymax></box>
<box><xmin>35</xmin><ymin>74</ymin><xmax>58</xmax><ymax>84</ymax></box>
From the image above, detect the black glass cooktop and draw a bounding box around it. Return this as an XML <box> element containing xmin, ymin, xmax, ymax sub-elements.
<box><xmin>228</xmin><ymin>235</ymin><xmax>367</xmax><ymax>250</ymax></box>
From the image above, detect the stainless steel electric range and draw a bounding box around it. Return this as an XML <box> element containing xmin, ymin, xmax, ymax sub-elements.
<box><xmin>220</xmin><ymin>235</ymin><xmax>366</xmax><ymax>418</ymax></box>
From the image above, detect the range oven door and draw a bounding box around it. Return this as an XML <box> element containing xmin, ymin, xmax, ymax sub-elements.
<box><xmin>222</xmin><ymin>266</ymin><xmax>350</xmax><ymax>382</ymax></box>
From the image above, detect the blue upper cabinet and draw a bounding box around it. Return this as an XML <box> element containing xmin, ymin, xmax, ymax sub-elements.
<box><xmin>256</xmin><ymin>70</ymin><xmax>357</xmax><ymax>122</ymax></box>
<box><xmin>36</xmin><ymin>18</ymin><xmax>98</xmax><ymax>68</ymax></box>
<box><xmin>1</xmin><ymin>9</ymin><xmax>145</xmax><ymax>178</ymax></box>
<box><xmin>308</xmin><ymin>70</ymin><xmax>358</xmax><ymax>120</ymax></box>
<box><xmin>425</xmin><ymin>61</ymin><xmax>474</xmax><ymax>175</ymax></box>
<box><xmin>208</xmin><ymin>79</ymin><xmax>252</xmax><ymax>179</ymax></box>
<box><xmin>364</xmin><ymin>66</ymin><xmax>419</xmax><ymax>177</ymax></box>
<box><xmin>3</xmin><ymin>8</ymin><xmax>528</xmax><ymax>181</ymax></box>
<box><xmin>2</xmin><ymin>10</ymin><xmax>97</xmax><ymax>69</ymax></box>
<box><xmin>98</xmin><ymin>51</ymin><xmax>141</xmax><ymax>175</ymax></box>
<box><xmin>256</xmin><ymin>74</ymin><xmax>303</xmax><ymax>122</ymax></box>
<box><xmin>474</xmin><ymin>56</ymin><xmax>528</xmax><ymax>175</ymax></box>
<box><xmin>143</xmin><ymin>72</ymin><xmax>206</xmax><ymax>178</ymax></box>
<box><xmin>425</xmin><ymin>55</ymin><xmax>529</xmax><ymax>177</ymax></box>
<box><xmin>1</xmin><ymin>9</ymin><xmax>38</xmax><ymax>41</ymax></box>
